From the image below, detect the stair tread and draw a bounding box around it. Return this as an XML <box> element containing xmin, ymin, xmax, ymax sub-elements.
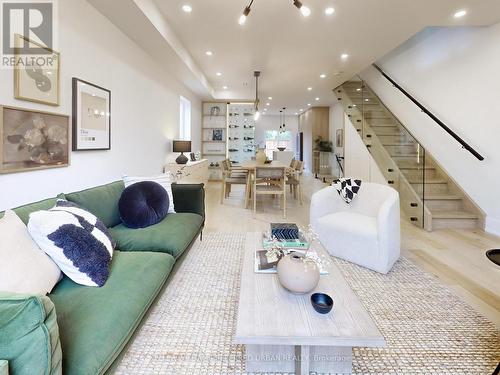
<box><xmin>431</xmin><ymin>210</ymin><xmax>478</xmax><ymax>219</ymax></box>
<box><xmin>409</xmin><ymin>178</ymin><xmax>448</xmax><ymax>184</ymax></box>
<box><xmin>382</xmin><ymin>143</ymin><xmax>416</xmax><ymax>146</ymax></box>
<box><xmin>425</xmin><ymin>194</ymin><xmax>463</xmax><ymax>200</ymax></box>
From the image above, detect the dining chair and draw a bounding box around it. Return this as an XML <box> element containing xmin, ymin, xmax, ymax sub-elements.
<box><xmin>220</xmin><ymin>159</ymin><xmax>248</xmax><ymax>203</ymax></box>
<box><xmin>253</xmin><ymin>167</ymin><xmax>287</xmax><ymax>218</ymax></box>
<box><xmin>286</xmin><ymin>160</ymin><xmax>304</xmax><ymax>205</ymax></box>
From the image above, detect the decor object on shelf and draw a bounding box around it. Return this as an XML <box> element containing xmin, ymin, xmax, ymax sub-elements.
<box><xmin>310</xmin><ymin>182</ymin><xmax>400</xmax><ymax>274</ymax></box>
<box><xmin>0</xmin><ymin>105</ymin><xmax>69</xmax><ymax>174</ymax></box>
<box><xmin>123</xmin><ymin>174</ymin><xmax>176</xmax><ymax>213</ymax></box>
<box><xmin>314</xmin><ymin>136</ymin><xmax>333</xmax><ymax>152</ymax></box>
<box><xmin>209</xmin><ymin>105</ymin><xmax>221</xmax><ymax>116</ymax></box>
<box><xmin>277</xmin><ymin>147</ymin><xmax>286</xmax><ymax>151</ymax></box>
<box><xmin>311</xmin><ymin>293</ymin><xmax>333</xmax><ymax>314</ymax></box>
<box><xmin>0</xmin><ymin>210</ymin><xmax>61</xmax><ymax>295</ymax></box>
<box><xmin>238</xmin><ymin>0</ymin><xmax>310</xmax><ymax>25</ymax></box>
<box><xmin>255</xmin><ymin>148</ymin><xmax>266</xmax><ymax>165</ymax></box>
<box><xmin>72</xmin><ymin>78</ymin><xmax>111</xmax><ymax>151</ymax></box>
<box><xmin>277</xmin><ymin>252</ymin><xmax>320</xmax><ymax>294</ymax></box>
<box><xmin>173</xmin><ymin>140</ymin><xmax>191</xmax><ymax>164</ymax></box>
<box><xmin>212</xmin><ymin>129</ymin><xmax>223</xmax><ymax>141</ymax></box>
<box><xmin>28</xmin><ymin>199</ymin><xmax>115</xmax><ymax>287</ymax></box>
<box><xmin>118</xmin><ymin>181</ymin><xmax>169</xmax><ymax>229</ymax></box>
<box><xmin>14</xmin><ymin>34</ymin><xmax>60</xmax><ymax>106</ymax></box>
<box><xmin>332</xmin><ymin>177</ymin><xmax>362</xmax><ymax>204</ymax></box>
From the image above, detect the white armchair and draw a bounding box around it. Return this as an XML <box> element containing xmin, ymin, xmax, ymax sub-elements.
<box><xmin>310</xmin><ymin>182</ymin><xmax>400</xmax><ymax>274</ymax></box>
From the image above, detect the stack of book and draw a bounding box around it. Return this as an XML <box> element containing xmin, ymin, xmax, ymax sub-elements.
<box><xmin>255</xmin><ymin>223</ymin><xmax>328</xmax><ymax>275</ymax></box>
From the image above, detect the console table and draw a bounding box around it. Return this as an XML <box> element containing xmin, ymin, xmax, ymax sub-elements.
<box><xmin>164</xmin><ymin>159</ymin><xmax>209</xmax><ymax>185</ymax></box>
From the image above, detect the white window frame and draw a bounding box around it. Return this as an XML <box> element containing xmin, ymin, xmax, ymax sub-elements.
<box><xmin>179</xmin><ymin>96</ymin><xmax>191</xmax><ymax>140</ymax></box>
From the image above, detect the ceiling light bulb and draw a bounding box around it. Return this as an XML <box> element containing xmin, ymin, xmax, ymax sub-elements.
<box><xmin>307</xmin><ymin>87</ymin><xmax>312</xmax><ymax>91</ymax></box>
<box><xmin>238</xmin><ymin>14</ymin><xmax>247</xmax><ymax>25</ymax></box>
<box><xmin>356</xmin><ymin>88</ymin><xmax>361</xmax><ymax>91</ymax></box>
<box><xmin>205</xmin><ymin>51</ymin><xmax>213</xmax><ymax>56</ymax></box>
<box><xmin>454</xmin><ymin>10</ymin><xmax>467</xmax><ymax>18</ymax></box>
<box><xmin>254</xmin><ymin>111</ymin><xmax>261</xmax><ymax>121</ymax></box>
<box><xmin>294</xmin><ymin>112</ymin><xmax>298</xmax><ymax>115</ymax></box>
<box><xmin>182</xmin><ymin>5</ymin><xmax>192</xmax><ymax>13</ymax></box>
<box><xmin>222</xmin><ymin>86</ymin><xmax>228</xmax><ymax>90</ymax></box>
<box><xmin>320</xmin><ymin>74</ymin><xmax>326</xmax><ymax>78</ymax></box>
<box><xmin>315</xmin><ymin>97</ymin><xmax>320</xmax><ymax>101</ymax></box>
<box><xmin>216</xmin><ymin>72</ymin><xmax>222</xmax><ymax>76</ymax></box>
<box><xmin>299</xmin><ymin>108</ymin><xmax>303</xmax><ymax>111</ymax></box>
<box><xmin>266</xmin><ymin>103</ymin><xmax>270</xmax><ymax>106</ymax></box>
<box><xmin>325</xmin><ymin>7</ymin><xmax>335</xmax><ymax>15</ymax></box>
<box><xmin>341</xmin><ymin>53</ymin><xmax>349</xmax><ymax>60</ymax></box>
<box><xmin>307</xmin><ymin>103</ymin><xmax>311</xmax><ymax>106</ymax></box>
<box><xmin>365</xmin><ymin>98</ymin><xmax>370</xmax><ymax>102</ymax></box>
<box><xmin>300</xmin><ymin>5</ymin><xmax>311</xmax><ymax>17</ymax></box>
<box><xmin>268</xmin><ymin>96</ymin><xmax>272</xmax><ymax>100</ymax></box>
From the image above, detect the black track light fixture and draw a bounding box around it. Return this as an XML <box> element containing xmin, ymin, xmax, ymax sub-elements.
<box><xmin>239</xmin><ymin>0</ymin><xmax>310</xmax><ymax>25</ymax></box>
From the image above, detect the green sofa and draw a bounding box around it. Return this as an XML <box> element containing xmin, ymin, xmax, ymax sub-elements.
<box><xmin>0</xmin><ymin>181</ymin><xmax>205</xmax><ymax>375</ymax></box>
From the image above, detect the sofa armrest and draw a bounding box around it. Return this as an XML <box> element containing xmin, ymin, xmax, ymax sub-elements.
<box><xmin>0</xmin><ymin>360</ymin><xmax>8</xmax><ymax>375</ymax></box>
<box><xmin>171</xmin><ymin>183</ymin><xmax>205</xmax><ymax>222</ymax></box>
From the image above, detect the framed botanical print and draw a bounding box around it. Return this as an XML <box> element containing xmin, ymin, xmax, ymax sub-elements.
<box><xmin>14</xmin><ymin>34</ymin><xmax>60</xmax><ymax>106</ymax></box>
<box><xmin>0</xmin><ymin>106</ymin><xmax>70</xmax><ymax>174</ymax></box>
<box><xmin>72</xmin><ymin>78</ymin><xmax>111</xmax><ymax>151</ymax></box>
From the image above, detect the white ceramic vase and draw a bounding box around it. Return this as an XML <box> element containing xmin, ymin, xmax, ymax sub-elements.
<box><xmin>256</xmin><ymin>149</ymin><xmax>267</xmax><ymax>165</ymax></box>
<box><xmin>277</xmin><ymin>252</ymin><xmax>320</xmax><ymax>294</ymax></box>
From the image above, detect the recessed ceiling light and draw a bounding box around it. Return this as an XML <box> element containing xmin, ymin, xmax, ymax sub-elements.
<box><xmin>294</xmin><ymin>112</ymin><xmax>298</xmax><ymax>115</ymax></box>
<box><xmin>315</xmin><ymin>97</ymin><xmax>320</xmax><ymax>101</ymax></box>
<box><xmin>325</xmin><ymin>7</ymin><xmax>335</xmax><ymax>15</ymax></box>
<box><xmin>341</xmin><ymin>53</ymin><xmax>349</xmax><ymax>60</ymax></box>
<box><xmin>320</xmin><ymin>74</ymin><xmax>326</xmax><ymax>78</ymax></box>
<box><xmin>307</xmin><ymin>103</ymin><xmax>311</xmax><ymax>106</ymax></box>
<box><xmin>299</xmin><ymin>108</ymin><xmax>303</xmax><ymax>111</ymax></box>
<box><xmin>216</xmin><ymin>72</ymin><xmax>222</xmax><ymax>76</ymax></box>
<box><xmin>266</xmin><ymin>103</ymin><xmax>270</xmax><ymax>106</ymax></box>
<box><xmin>356</xmin><ymin>88</ymin><xmax>361</xmax><ymax>92</ymax></box>
<box><xmin>353</xmin><ymin>104</ymin><xmax>357</xmax><ymax>107</ymax></box>
<box><xmin>222</xmin><ymin>86</ymin><xmax>228</xmax><ymax>90</ymax></box>
<box><xmin>182</xmin><ymin>4</ymin><xmax>192</xmax><ymax>13</ymax></box>
<box><xmin>307</xmin><ymin>87</ymin><xmax>312</xmax><ymax>91</ymax></box>
<box><xmin>454</xmin><ymin>10</ymin><xmax>467</xmax><ymax>18</ymax></box>
<box><xmin>365</xmin><ymin>98</ymin><xmax>370</xmax><ymax>102</ymax></box>
<box><xmin>268</xmin><ymin>96</ymin><xmax>273</xmax><ymax>100</ymax></box>
<box><xmin>205</xmin><ymin>51</ymin><xmax>213</xmax><ymax>56</ymax></box>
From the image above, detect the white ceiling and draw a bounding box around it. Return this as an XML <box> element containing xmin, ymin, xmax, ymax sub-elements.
<box><xmin>91</xmin><ymin>0</ymin><xmax>500</xmax><ymax>115</ymax></box>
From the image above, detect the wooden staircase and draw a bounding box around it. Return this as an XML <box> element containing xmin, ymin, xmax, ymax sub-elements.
<box><xmin>340</xmin><ymin>82</ymin><xmax>485</xmax><ymax>231</ymax></box>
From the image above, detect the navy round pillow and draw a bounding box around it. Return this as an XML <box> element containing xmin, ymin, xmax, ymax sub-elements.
<box><xmin>118</xmin><ymin>181</ymin><xmax>169</xmax><ymax>229</ymax></box>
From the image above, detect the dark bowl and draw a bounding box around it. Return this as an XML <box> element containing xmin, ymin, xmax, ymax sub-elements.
<box><xmin>311</xmin><ymin>293</ymin><xmax>333</xmax><ymax>314</ymax></box>
<box><xmin>277</xmin><ymin>147</ymin><xmax>286</xmax><ymax>151</ymax></box>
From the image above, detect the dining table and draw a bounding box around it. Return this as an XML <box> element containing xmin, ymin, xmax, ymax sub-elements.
<box><xmin>237</xmin><ymin>160</ymin><xmax>292</xmax><ymax>209</ymax></box>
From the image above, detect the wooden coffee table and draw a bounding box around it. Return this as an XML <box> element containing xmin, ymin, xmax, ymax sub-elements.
<box><xmin>234</xmin><ymin>233</ymin><xmax>385</xmax><ymax>374</ymax></box>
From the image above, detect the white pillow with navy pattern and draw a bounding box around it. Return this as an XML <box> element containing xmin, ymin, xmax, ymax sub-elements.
<box><xmin>332</xmin><ymin>178</ymin><xmax>362</xmax><ymax>204</ymax></box>
<box><xmin>28</xmin><ymin>200</ymin><xmax>115</xmax><ymax>287</ymax></box>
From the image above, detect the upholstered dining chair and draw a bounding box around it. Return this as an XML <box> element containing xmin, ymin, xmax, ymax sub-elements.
<box><xmin>286</xmin><ymin>160</ymin><xmax>304</xmax><ymax>204</ymax></box>
<box><xmin>220</xmin><ymin>159</ymin><xmax>248</xmax><ymax>204</ymax></box>
<box><xmin>310</xmin><ymin>182</ymin><xmax>400</xmax><ymax>274</ymax></box>
<box><xmin>253</xmin><ymin>167</ymin><xmax>287</xmax><ymax>218</ymax></box>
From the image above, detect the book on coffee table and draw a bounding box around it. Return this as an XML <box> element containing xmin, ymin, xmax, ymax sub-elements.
<box><xmin>254</xmin><ymin>249</ymin><xmax>329</xmax><ymax>275</ymax></box>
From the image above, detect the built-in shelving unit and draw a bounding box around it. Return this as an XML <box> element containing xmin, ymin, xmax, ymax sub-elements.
<box><xmin>202</xmin><ymin>102</ymin><xmax>228</xmax><ymax>180</ymax></box>
<box><xmin>227</xmin><ymin>103</ymin><xmax>256</xmax><ymax>165</ymax></box>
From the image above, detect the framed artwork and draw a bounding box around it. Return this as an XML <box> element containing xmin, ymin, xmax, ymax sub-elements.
<box><xmin>72</xmin><ymin>78</ymin><xmax>111</xmax><ymax>151</ymax></box>
<box><xmin>336</xmin><ymin>129</ymin><xmax>344</xmax><ymax>148</ymax></box>
<box><xmin>212</xmin><ymin>129</ymin><xmax>223</xmax><ymax>141</ymax></box>
<box><xmin>0</xmin><ymin>106</ymin><xmax>70</xmax><ymax>174</ymax></box>
<box><xmin>14</xmin><ymin>34</ymin><xmax>60</xmax><ymax>106</ymax></box>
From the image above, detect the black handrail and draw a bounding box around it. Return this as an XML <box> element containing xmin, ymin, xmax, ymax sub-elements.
<box><xmin>372</xmin><ymin>64</ymin><xmax>484</xmax><ymax>161</ymax></box>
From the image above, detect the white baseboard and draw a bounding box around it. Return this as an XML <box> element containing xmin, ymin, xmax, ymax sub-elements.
<box><xmin>485</xmin><ymin>216</ymin><xmax>500</xmax><ymax>237</ymax></box>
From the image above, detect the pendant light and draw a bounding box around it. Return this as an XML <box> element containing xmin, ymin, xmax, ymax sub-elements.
<box><xmin>254</xmin><ymin>71</ymin><xmax>261</xmax><ymax>121</ymax></box>
<box><xmin>239</xmin><ymin>0</ymin><xmax>310</xmax><ymax>25</ymax></box>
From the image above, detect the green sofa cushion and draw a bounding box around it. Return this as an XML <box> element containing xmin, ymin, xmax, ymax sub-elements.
<box><xmin>5</xmin><ymin>195</ymin><xmax>65</xmax><ymax>224</ymax></box>
<box><xmin>0</xmin><ymin>293</ymin><xmax>62</xmax><ymax>375</ymax></box>
<box><xmin>49</xmin><ymin>250</ymin><xmax>174</xmax><ymax>375</ymax></box>
<box><xmin>109</xmin><ymin>213</ymin><xmax>203</xmax><ymax>259</ymax></box>
<box><xmin>65</xmin><ymin>181</ymin><xmax>124</xmax><ymax>228</ymax></box>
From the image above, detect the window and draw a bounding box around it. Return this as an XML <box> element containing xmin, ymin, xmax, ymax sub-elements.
<box><xmin>265</xmin><ymin>130</ymin><xmax>292</xmax><ymax>159</ymax></box>
<box><xmin>179</xmin><ymin>96</ymin><xmax>191</xmax><ymax>140</ymax></box>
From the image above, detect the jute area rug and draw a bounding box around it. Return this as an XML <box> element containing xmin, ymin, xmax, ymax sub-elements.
<box><xmin>115</xmin><ymin>233</ymin><xmax>499</xmax><ymax>375</ymax></box>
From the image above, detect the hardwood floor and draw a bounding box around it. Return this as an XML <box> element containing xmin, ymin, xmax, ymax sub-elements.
<box><xmin>204</xmin><ymin>175</ymin><xmax>500</xmax><ymax>327</ymax></box>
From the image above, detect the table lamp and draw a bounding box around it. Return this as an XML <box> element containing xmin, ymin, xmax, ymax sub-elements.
<box><xmin>173</xmin><ymin>140</ymin><xmax>191</xmax><ymax>164</ymax></box>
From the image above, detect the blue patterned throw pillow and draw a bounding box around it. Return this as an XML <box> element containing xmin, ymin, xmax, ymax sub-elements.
<box><xmin>28</xmin><ymin>200</ymin><xmax>115</xmax><ymax>287</ymax></box>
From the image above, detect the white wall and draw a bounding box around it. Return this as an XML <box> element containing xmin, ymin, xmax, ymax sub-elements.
<box><xmin>255</xmin><ymin>114</ymin><xmax>299</xmax><ymax>152</ymax></box>
<box><xmin>329</xmin><ymin>102</ymin><xmax>345</xmax><ymax>177</ymax></box>
<box><xmin>0</xmin><ymin>0</ymin><xmax>202</xmax><ymax>211</ymax></box>
<box><xmin>344</xmin><ymin>115</ymin><xmax>386</xmax><ymax>184</ymax></box>
<box><xmin>361</xmin><ymin>23</ymin><xmax>500</xmax><ymax>235</ymax></box>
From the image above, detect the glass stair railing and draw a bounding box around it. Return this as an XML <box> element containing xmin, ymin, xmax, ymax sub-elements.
<box><xmin>336</xmin><ymin>79</ymin><xmax>431</xmax><ymax>229</ymax></box>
